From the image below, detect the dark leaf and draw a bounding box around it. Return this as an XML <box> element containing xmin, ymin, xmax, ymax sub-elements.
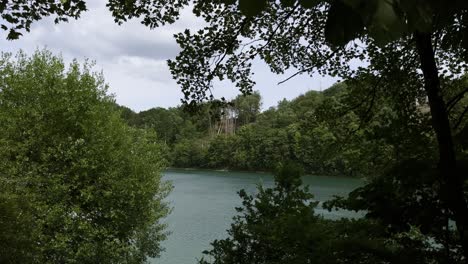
<box><xmin>325</xmin><ymin>1</ymin><xmax>364</xmax><ymax>46</ymax></box>
<box><xmin>239</xmin><ymin>0</ymin><xmax>268</xmax><ymax>17</ymax></box>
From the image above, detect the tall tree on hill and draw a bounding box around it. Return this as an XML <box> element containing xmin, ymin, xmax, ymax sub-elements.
<box><xmin>232</xmin><ymin>91</ymin><xmax>262</xmax><ymax>127</ymax></box>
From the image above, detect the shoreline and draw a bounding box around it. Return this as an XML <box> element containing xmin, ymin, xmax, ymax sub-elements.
<box><xmin>165</xmin><ymin>166</ymin><xmax>270</xmax><ymax>174</ymax></box>
<box><xmin>165</xmin><ymin>167</ymin><xmax>364</xmax><ymax>179</ymax></box>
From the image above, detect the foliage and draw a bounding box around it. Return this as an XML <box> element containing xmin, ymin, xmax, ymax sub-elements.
<box><xmin>0</xmin><ymin>193</ymin><xmax>37</xmax><ymax>263</ymax></box>
<box><xmin>0</xmin><ymin>50</ymin><xmax>171</xmax><ymax>263</ymax></box>
<box><xmin>199</xmin><ymin>162</ymin><xmax>432</xmax><ymax>264</ymax></box>
<box><xmin>171</xmin><ymin>138</ymin><xmax>208</xmax><ymax>168</ymax></box>
<box><xmin>137</xmin><ymin>107</ymin><xmax>185</xmax><ymax>144</ymax></box>
<box><xmin>19</xmin><ymin>0</ymin><xmax>461</xmax><ymax>48</ymax></box>
<box><xmin>121</xmin><ymin>82</ymin><xmax>405</xmax><ymax>177</ymax></box>
<box><xmin>325</xmin><ymin>158</ymin><xmax>468</xmax><ymax>262</ymax></box>
<box><xmin>232</xmin><ymin>91</ymin><xmax>262</xmax><ymax>127</ymax></box>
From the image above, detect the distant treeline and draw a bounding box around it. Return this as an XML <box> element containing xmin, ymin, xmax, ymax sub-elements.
<box><xmin>117</xmin><ymin>81</ymin><xmax>432</xmax><ymax>177</ymax></box>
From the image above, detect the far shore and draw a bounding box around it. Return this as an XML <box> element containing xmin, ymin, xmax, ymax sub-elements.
<box><xmin>165</xmin><ymin>167</ymin><xmax>364</xmax><ymax>179</ymax></box>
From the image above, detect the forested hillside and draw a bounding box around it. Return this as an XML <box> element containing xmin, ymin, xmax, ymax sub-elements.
<box><xmin>118</xmin><ymin>79</ymin><xmax>465</xmax><ymax>178</ymax></box>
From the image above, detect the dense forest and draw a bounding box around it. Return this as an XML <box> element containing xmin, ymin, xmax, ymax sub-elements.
<box><xmin>117</xmin><ymin>79</ymin><xmax>467</xmax><ymax>178</ymax></box>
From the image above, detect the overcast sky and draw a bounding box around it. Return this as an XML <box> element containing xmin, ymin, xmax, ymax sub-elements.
<box><xmin>0</xmin><ymin>0</ymin><xmax>338</xmax><ymax>112</ymax></box>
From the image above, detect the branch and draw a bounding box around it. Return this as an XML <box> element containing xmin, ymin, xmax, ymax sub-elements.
<box><xmin>354</xmin><ymin>77</ymin><xmax>380</xmax><ymax>131</ymax></box>
<box><xmin>238</xmin><ymin>3</ymin><xmax>300</xmax><ymax>66</ymax></box>
<box><xmin>204</xmin><ymin>18</ymin><xmax>249</xmax><ymax>99</ymax></box>
<box><xmin>204</xmin><ymin>4</ymin><xmax>300</xmax><ymax>99</ymax></box>
<box><xmin>277</xmin><ymin>48</ymin><xmax>342</xmax><ymax>85</ymax></box>
<box><xmin>447</xmin><ymin>86</ymin><xmax>468</xmax><ymax>112</ymax></box>
<box><xmin>210</xmin><ymin>18</ymin><xmax>249</xmax><ymax>78</ymax></box>
<box><xmin>239</xmin><ymin>38</ymin><xmax>262</xmax><ymax>53</ymax></box>
<box><xmin>454</xmin><ymin>105</ymin><xmax>468</xmax><ymax>130</ymax></box>
<box><xmin>330</xmin><ymin>76</ymin><xmax>382</xmax><ymax>153</ymax></box>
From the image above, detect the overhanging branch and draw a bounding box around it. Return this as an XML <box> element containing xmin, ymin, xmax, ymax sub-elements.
<box><xmin>454</xmin><ymin>105</ymin><xmax>468</xmax><ymax>130</ymax></box>
<box><xmin>447</xmin><ymin>86</ymin><xmax>468</xmax><ymax>112</ymax></box>
<box><xmin>277</xmin><ymin>48</ymin><xmax>342</xmax><ymax>85</ymax></box>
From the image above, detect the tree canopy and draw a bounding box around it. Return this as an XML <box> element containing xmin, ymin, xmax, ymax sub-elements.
<box><xmin>0</xmin><ymin>0</ymin><xmax>87</xmax><ymax>39</ymax></box>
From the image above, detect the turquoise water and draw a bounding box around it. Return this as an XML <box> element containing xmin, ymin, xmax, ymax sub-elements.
<box><xmin>153</xmin><ymin>169</ymin><xmax>363</xmax><ymax>264</ymax></box>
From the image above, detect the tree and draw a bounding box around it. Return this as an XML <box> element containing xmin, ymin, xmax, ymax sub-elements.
<box><xmin>136</xmin><ymin>107</ymin><xmax>185</xmax><ymax>145</ymax></box>
<box><xmin>114</xmin><ymin>104</ymin><xmax>140</xmax><ymax>127</ymax></box>
<box><xmin>0</xmin><ymin>0</ymin><xmax>87</xmax><ymax>39</ymax></box>
<box><xmin>171</xmin><ymin>138</ymin><xmax>207</xmax><ymax>168</ymax></box>
<box><xmin>0</xmin><ymin>193</ymin><xmax>38</xmax><ymax>263</ymax></box>
<box><xmin>199</xmin><ymin>162</ymin><xmax>429</xmax><ymax>264</ymax></box>
<box><xmin>325</xmin><ymin>159</ymin><xmax>466</xmax><ymax>263</ymax></box>
<box><xmin>232</xmin><ymin>91</ymin><xmax>262</xmax><ymax>127</ymax></box>
<box><xmin>0</xmin><ymin>50</ymin><xmax>171</xmax><ymax>263</ymax></box>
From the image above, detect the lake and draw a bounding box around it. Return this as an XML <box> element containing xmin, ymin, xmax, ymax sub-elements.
<box><xmin>153</xmin><ymin>169</ymin><xmax>363</xmax><ymax>264</ymax></box>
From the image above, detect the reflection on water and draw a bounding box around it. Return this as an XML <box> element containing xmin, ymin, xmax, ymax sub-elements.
<box><xmin>154</xmin><ymin>169</ymin><xmax>363</xmax><ymax>264</ymax></box>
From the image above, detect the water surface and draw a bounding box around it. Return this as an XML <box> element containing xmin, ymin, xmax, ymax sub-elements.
<box><xmin>154</xmin><ymin>169</ymin><xmax>362</xmax><ymax>264</ymax></box>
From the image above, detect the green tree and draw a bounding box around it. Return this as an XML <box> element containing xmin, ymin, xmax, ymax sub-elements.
<box><xmin>0</xmin><ymin>193</ymin><xmax>38</xmax><ymax>263</ymax></box>
<box><xmin>199</xmin><ymin>162</ymin><xmax>427</xmax><ymax>264</ymax></box>
<box><xmin>171</xmin><ymin>138</ymin><xmax>208</xmax><ymax>168</ymax></box>
<box><xmin>136</xmin><ymin>107</ymin><xmax>185</xmax><ymax>145</ymax></box>
<box><xmin>206</xmin><ymin>135</ymin><xmax>237</xmax><ymax>168</ymax></box>
<box><xmin>0</xmin><ymin>50</ymin><xmax>171</xmax><ymax>263</ymax></box>
<box><xmin>115</xmin><ymin>104</ymin><xmax>140</xmax><ymax>127</ymax></box>
<box><xmin>232</xmin><ymin>91</ymin><xmax>262</xmax><ymax>127</ymax></box>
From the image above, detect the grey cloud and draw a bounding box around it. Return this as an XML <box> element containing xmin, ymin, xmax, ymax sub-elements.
<box><xmin>16</xmin><ymin>0</ymin><xmax>198</xmax><ymax>62</ymax></box>
<box><xmin>0</xmin><ymin>0</ymin><xmax>337</xmax><ymax>112</ymax></box>
<box><xmin>114</xmin><ymin>37</ymin><xmax>180</xmax><ymax>60</ymax></box>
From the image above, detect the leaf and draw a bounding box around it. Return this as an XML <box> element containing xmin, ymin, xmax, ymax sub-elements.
<box><xmin>7</xmin><ymin>29</ymin><xmax>22</xmax><ymax>40</ymax></box>
<box><xmin>401</xmin><ymin>1</ymin><xmax>433</xmax><ymax>33</ymax></box>
<box><xmin>343</xmin><ymin>0</ymin><xmax>378</xmax><ymax>24</ymax></box>
<box><xmin>239</xmin><ymin>0</ymin><xmax>268</xmax><ymax>17</ymax></box>
<box><xmin>368</xmin><ymin>0</ymin><xmax>407</xmax><ymax>45</ymax></box>
<box><xmin>325</xmin><ymin>1</ymin><xmax>364</xmax><ymax>46</ymax></box>
<box><xmin>280</xmin><ymin>0</ymin><xmax>295</xmax><ymax>7</ymax></box>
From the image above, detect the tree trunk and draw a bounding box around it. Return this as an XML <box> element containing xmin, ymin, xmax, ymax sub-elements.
<box><xmin>414</xmin><ymin>31</ymin><xmax>468</xmax><ymax>260</ymax></box>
